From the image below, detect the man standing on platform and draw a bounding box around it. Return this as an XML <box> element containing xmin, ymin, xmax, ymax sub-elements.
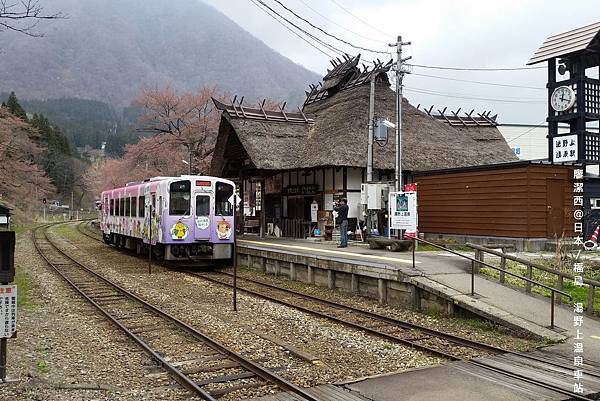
<box><xmin>334</xmin><ymin>198</ymin><xmax>349</xmax><ymax>248</ymax></box>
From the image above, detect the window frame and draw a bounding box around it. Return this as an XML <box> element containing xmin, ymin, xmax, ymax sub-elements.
<box><xmin>169</xmin><ymin>180</ymin><xmax>191</xmax><ymax>216</ymax></box>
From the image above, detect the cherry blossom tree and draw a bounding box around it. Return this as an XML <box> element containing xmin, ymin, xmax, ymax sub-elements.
<box><xmin>0</xmin><ymin>107</ymin><xmax>53</xmax><ymax>217</ymax></box>
<box><xmin>133</xmin><ymin>85</ymin><xmax>225</xmax><ymax>175</ymax></box>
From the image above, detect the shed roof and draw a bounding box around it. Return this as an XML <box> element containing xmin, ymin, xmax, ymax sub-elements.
<box><xmin>527</xmin><ymin>21</ymin><xmax>600</xmax><ymax>65</ymax></box>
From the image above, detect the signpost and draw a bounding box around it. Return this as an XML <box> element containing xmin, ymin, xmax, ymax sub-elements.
<box><xmin>228</xmin><ymin>193</ymin><xmax>242</xmax><ymax>312</ymax></box>
<box><xmin>388</xmin><ymin>191</ymin><xmax>417</xmax><ymax>238</ymax></box>
<box><xmin>0</xmin><ymin>231</ymin><xmax>16</xmax><ymax>383</ymax></box>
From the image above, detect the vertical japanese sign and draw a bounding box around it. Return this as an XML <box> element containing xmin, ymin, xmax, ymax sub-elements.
<box><xmin>0</xmin><ymin>285</ymin><xmax>17</xmax><ymax>338</ymax></box>
<box><xmin>255</xmin><ymin>182</ymin><xmax>262</xmax><ymax>211</ymax></box>
<box><xmin>553</xmin><ymin>135</ymin><xmax>578</xmax><ymax>163</ymax></box>
<box><xmin>389</xmin><ymin>191</ymin><xmax>417</xmax><ymax>231</ymax></box>
<box><xmin>572</xmin><ymin>167</ymin><xmax>586</xmax><ymax>395</ymax></box>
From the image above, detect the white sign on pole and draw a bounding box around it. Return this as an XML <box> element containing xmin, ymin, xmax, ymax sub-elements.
<box><xmin>310</xmin><ymin>201</ymin><xmax>319</xmax><ymax>223</ymax></box>
<box><xmin>0</xmin><ymin>285</ymin><xmax>17</xmax><ymax>338</ymax></box>
<box><xmin>389</xmin><ymin>191</ymin><xmax>417</xmax><ymax>231</ymax></box>
<box><xmin>228</xmin><ymin>193</ymin><xmax>242</xmax><ymax>206</ymax></box>
<box><xmin>553</xmin><ymin>134</ymin><xmax>578</xmax><ymax>163</ymax></box>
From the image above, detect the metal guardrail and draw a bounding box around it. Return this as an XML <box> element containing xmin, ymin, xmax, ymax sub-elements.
<box><xmin>409</xmin><ymin>237</ymin><xmax>571</xmax><ymax>328</ymax></box>
<box><xmin>466</xmin><ymin>243</ymin><xmax>598</xmax><ymax>315</ymax></box>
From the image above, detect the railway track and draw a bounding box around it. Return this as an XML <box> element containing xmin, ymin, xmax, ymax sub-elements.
<box><xmin>33</xmin><ymin>224</ymin><xmax>322</xmax><ymax>401</ymax></box>
<box><xmin>184</xmin><ymin>270</ymin><xmax>599</xmax><ymax>400</ymax></box>
<box><xmin>75</xmin><ymin>221</ymin><xmax>599</xmax><ymax>400</ymax></box>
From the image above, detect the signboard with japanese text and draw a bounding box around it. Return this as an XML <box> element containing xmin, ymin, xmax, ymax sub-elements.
<box><xmin>389</xmin><ymin>191</ymin><xmax>417</xmax><ymax>231</ymax></box>
<box><xmin>255</xmin><ymin>182</ymin><xmax>262</xmax><ymax>211</ymax></box>
<box><xmin>0</xmin><ymin>285</ymin><xmax>17</xmax><ymax>338</ymax></box>
<box><xmin>553</xmin><ymin>134</ymin><xmax>578</xmax><ymax>163</ymax></box>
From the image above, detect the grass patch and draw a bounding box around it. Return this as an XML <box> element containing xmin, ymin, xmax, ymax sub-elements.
<box><xmin>13</xmin><ymin>271</ymin><xmax>34</xmax><ymax>310</ymax></box>
<box><xmin>480</xmin><ymin>259</ymin><xmax>600</xmax><ymax>315</ymax></box>
<box><xmin>36</xmin><ymin>360</ymin><xmax>49</xmax><ymax>373</ymax></box>
<box><xmin>51</xmin><ymin>223</ymin><xmax>80</xmax><ymax>241</ymax></box>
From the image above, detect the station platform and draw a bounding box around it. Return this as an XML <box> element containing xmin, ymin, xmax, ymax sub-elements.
<box><xmin>242</xmin><ymin>237</ymin><xmax>600</xmax><ymax>401</ymax></box>
<box><xmin>237</xmin><ymin>237</ymin><xmax>600</xmax><ymax>344</ymax></box>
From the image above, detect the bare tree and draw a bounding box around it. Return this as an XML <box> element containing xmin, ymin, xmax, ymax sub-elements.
<box><xmin>0</xmin><ymin>0</ymin><xmax>65</xmax><ymax>37</ymax></box>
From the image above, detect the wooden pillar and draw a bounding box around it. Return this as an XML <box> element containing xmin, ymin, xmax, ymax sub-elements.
<box><xmin>259</xmin><ymin>176</ymin><xmax>266</xmax><ymax>238</ymax></box>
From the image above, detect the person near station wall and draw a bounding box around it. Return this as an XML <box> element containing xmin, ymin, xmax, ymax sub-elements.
<box><xmin>334</xmin><ymin>198</ymin><xmax>349</xmax><ymax>248</ymax></box>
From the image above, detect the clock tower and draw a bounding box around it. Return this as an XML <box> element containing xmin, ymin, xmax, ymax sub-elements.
<box><xmin>528</xmin><ymin>22</ymin><xmax>600</xmax><ymax>165</ymax></box>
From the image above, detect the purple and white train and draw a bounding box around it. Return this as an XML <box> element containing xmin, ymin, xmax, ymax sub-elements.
<box><xmin>100</xmin><ymin>176</ymin><xmax>235</xmax><ymax>264</ymax></box>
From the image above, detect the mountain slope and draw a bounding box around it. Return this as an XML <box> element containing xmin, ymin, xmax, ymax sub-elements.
<box><xmin>0</xmin><ymin>0</ymin><xmax>320</xmax><ymax>108</ymax></box>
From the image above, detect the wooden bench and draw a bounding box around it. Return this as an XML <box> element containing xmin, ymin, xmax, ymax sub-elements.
<box><xmin>368</xmin><ymin>237</ymin><xmax>414</xmax><ymax>252</ymax></box>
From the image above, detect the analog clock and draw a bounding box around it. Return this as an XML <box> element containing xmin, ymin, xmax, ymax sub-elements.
<box><xmin>550</xmin><ymin>86</ymin><xmax>575</xmax><ymax>112</ymax></box>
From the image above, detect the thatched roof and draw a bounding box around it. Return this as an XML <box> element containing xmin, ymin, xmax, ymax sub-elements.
<box><xmin>211</xmin><ymin>56</ymin><xmax>517</xmax><ymax>175</ymax></box>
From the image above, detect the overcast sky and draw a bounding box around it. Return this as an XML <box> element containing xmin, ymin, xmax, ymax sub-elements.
<box><xmin>202</xmin><ymin>0</ymin><xmax>599</xmax><ymax>125</ymax></box>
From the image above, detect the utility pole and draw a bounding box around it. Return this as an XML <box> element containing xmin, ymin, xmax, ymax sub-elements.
<box><xmin>188</xmin><ymin>147</ymin><xmax>193</xmax><ymax>175</ymax></box>
<box><xmin>389</xmin><ymin>36</ymin><xmax>411</xmax><ymax>192</ymax></box>
<box><xmin>366</xmin><ymin>73</ymin><xmax>376</xmax><ymax>183</ymax></box>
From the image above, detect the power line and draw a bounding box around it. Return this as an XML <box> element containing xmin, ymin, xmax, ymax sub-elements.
<box><xmin>407</xmin><ymin>63</ymin><xmax>546</xmax><ymax>71</ymax></box>
<box><xmin>269</xmin><ymin>0</ymin><xmax>388</xmax><ymax>54</ymax></box>
<box><xmin>327</xmin><ymin>0</ymin><xmax>392</xmax><ymax>38</ymax></box>
<box><xmin>507</xmin><ymin>121</ymin><xmax>547</xmax><ymax>143</ymax></box>
<box><xmin>248</xmin><ymin>0</ymin><xmax>334</xmax><ymax>58</ymax></box>
<box><xmin>295</xmin><ymin>0</ymin><xmax>384</xmax><ymax>44</ymax></box>
<box><xmin>251</xmin><ymin>0</ymin><xmax>346</xmax><ymax>56</ymax></box>
<box><xmin>405</xmin><ymin>86</ymin><xmax>546</xmax><ymax>104</ymax></box>
<box><xmin>254</xmin><ymin>0</ymin><xmax>349</xmax><ymax>57</ymax></box>
<box><xmin>411</xmin><ymin>72</ymin><xmax>546</xmax><ymax>90</ymax></box>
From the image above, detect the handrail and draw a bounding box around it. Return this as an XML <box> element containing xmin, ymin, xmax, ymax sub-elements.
<box><xmin>466</xmin><ymin>242</ymin><xmax>600</xmax><ymax>288</ymax></box>
<box><xmin>410</xmin><ymin>236</ymin><xmax>571</xmax><ymax>328</ymax></box>
<box><xmin>412</xmin><ymin>237</ymin><xmax>571</xmax><ymax>298</ymax></box>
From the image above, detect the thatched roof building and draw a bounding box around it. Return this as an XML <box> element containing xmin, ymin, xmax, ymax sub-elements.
<box><xmin>211</xmin><ymin>55</ymin><xmax>517</xmax><ymax>177</ymax></box>
<box><xmin>210</xmin><ymin>55</ymin><xmax>519</xmax><ymax>238</ymax></box>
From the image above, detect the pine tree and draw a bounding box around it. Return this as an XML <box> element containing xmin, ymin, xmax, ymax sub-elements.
<box><xmin>5</xmin><ymin>91</ymin><xmax>27</xmax><ymax>120</ymax></box>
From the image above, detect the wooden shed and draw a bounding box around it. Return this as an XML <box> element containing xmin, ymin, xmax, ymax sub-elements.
<box><xmin>413</xmin><ymin>161</ymin><xmax>577</xmax><ymax>239</ymax></box>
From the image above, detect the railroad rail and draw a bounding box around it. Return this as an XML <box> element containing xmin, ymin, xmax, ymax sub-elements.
<box><xmin>184</xmin><ymin>270</ymin><xmax>598</xmax><ymax>401</ymax></box>
<box><xmin>75</xmin><ymin>221</ymin><xmax>599</xmax><ymax>400</ymax></box>
<box><xmin>33</xmin><ymin>224</ymin><xmax>321</xmax><ymax>401</ymax></box>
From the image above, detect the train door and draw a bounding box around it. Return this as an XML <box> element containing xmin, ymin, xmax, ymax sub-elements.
<box><xmin>194</xmin><ymin>193</ymin><xmax>211</xmax><ymax>240</ymax></box>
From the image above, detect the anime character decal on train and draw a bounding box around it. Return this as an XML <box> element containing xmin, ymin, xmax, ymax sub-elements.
<box><xmin>100</xmin><ymin>176</ymin><xmax>235</xmax><ymax>265</ymax></box>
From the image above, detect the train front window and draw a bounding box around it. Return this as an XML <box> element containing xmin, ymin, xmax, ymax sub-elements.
<box><xmin>196</xmin><ymin>195</ymin><xmax>210</xmax><ymax>216</ymax></box>
<box><xmin>215</xmin><ymin>182</ymin><xmax>233</xmax><ymax>216</ymax></box>
<box><xmin>169</xmin><ymin>180</ymin><xmax>191</xmax><ymax>215</ymax></box>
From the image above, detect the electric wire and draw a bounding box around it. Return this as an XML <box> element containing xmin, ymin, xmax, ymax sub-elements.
<box><xmin>251</xmin><ymin>0</ymin><xmax>348</xmax><ymax>58</ymax></box>
<box><xmin>506</xmin><ymin>121</ymin><xmax>547</xmax><ymax>143</ymax></box>
<box><xmin>407</xmin><ymin>63</ymin><xmax>546</xmax><ymax>71</ymax></box>
<box><xmin>254</xmin><ymin>0</ymin><xmax>351</xmax><ymax>57</ymax></box>
<box><xmin>411</xmin><ymin>72</ymin><xmax>546</xmax><ymax>90</ymax></box>
<box><xmin>326</xmin><ymin>0</ymin><xmax>392</xmax><ymax>38</ymax></box>
<box><xmin>270</xmin><ymin>0</ymin><xmax>389</xmax><ymax>54</ymax></box>
<box><xmin>248</xmin><ymin>0</ymin><xmax>335</xmax><ymax>58</ymax></box>
<box><xmin>295</xmin><ymin>0</ymin><xmax>385</xmax><ymax>44</ymax></box>
<box><xmin>405</xmin><ymin>86</ymin><xmax>546</xmax><ymax>104</ymax></box>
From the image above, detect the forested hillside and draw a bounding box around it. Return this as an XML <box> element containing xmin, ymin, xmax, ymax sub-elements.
<box><xmin>0</xmin><ymin>0</ymin><xmax>319</xmax><ymax>108</ymax></box>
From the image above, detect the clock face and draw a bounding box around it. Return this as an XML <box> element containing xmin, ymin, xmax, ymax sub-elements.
<box><xmin>550</xmin><ymin>86</ymin><xmax>575</xmax><ymax>112</ymax></box>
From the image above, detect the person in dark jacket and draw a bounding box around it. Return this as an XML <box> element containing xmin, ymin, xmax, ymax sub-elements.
<box><xmin>334</xmin><ymin>198</ymin><xmax>349</xmax><ymax>248</ymax></box>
